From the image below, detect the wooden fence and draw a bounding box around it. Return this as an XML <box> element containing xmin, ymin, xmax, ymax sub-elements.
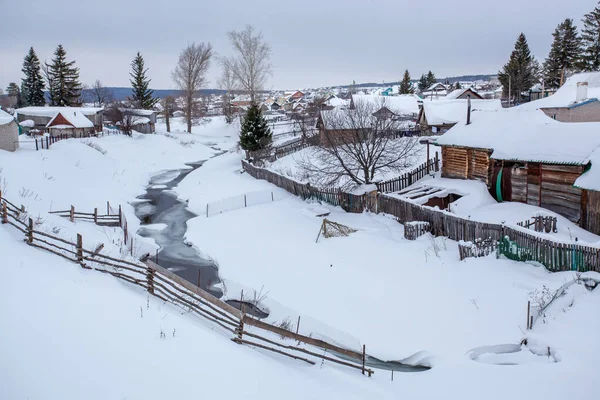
<box><xmin>376</xmin><ymin>153</ymin><xmax>440</xmax><ymax>193</ymax></box>
<box><xmin>242</xmin><ymin>162</ymin><xmax>600</xmax><ymax>273</ymax></box>
<box><xmin>25</xmin><ymin>129</ymin><xmax>123</xmax><ymax>151</ymax></box>
<box><xmin>0</xmin><ymin>191</ymin><xmax>374</xmax><ymax>376</ymax></box>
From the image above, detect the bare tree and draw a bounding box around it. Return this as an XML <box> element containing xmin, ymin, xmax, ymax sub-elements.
<box><xmin>172</xmin><ymin>42</ymin><xmax>213</xmax><ymax>133</ymax></box>
<box><xmin>104</xmin><ymin>102</ymin><xmax>140</xmax><ymax>136</ymax></box>
<box><xmin>161</xmin><ymin>95</ymin><xmax>177</xmax><ymax>132</ymax></box>
<box><xmin>298</xmin><ymin>98</ymin><xmax>421</xmax><ymax>188</ymax></box>
<box><xmin>91</xmin><ymin>80</ymin><xmax>112</xmax><ymax>107</ymax></box>
<box><xmin>217</xmin><ymin>66</ymin><xmax>236</xmax><ymax>124</ymax></box>
<box><xmin>222</xmin><ymin>25</ymin><xmax>271</xmax><ymax>103</ymax></box>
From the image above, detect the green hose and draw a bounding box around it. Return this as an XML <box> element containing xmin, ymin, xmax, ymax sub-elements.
<box><xmin>496</xmin><ymin>168</ymin><xmax>503</xmax><ymax>202</ymax></box>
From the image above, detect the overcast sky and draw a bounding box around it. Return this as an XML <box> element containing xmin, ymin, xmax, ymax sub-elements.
<box><xmin>0</xmin><ymin>0</ymin><xmax>594</xmax><ymax>91</ymax></box>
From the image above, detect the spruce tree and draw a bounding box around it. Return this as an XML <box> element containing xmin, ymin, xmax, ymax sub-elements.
<box><xmin>498</xmin><ymin>33</ymin><xmax>540</xmax><ymax>103</ymax></box>
<box><xmin>426</xmin><ymin>71</ymin><xmax>436</xmax><ymax>88</ymax></box>
<box><xmin>454</xmin><ymin>81</ymin><xmax>462</xmax><ymax>90</ymax></box>
<box><xmin>6</xmin><ymin>82</ymin><xmax>22</xmax><ymax>107</ymax></box>
<box><xmin>239</xmin><ymin>103</ymin><xmax>272</xmax><ymax>151</ymax></box>
<box><xmin>21</xmin><ymin>47</ymin><xmax>45</xmax><ymax>106</ymax></box>
<box><xmin>580</xmin><ymin>2</ymin><xmax>600</xmax><ymax>71</ymax></box>
<box><xmin>47</xmin><ymin>45</ymin><xmax>82</xmax><ymax>106</ymax></box>
<box><xmin>129</xmin><ymin>52</ymin><xmax>158</xmax><ymax>109</ymax></box>
<box><xmin>543</xmin><ymin>26</ymin><xmax>564</xmax><ymax>89</ymax></box>
<box><xmin>417</xmin><ymin>74</ymin><xmax>429</xmax><ymax>91</ymax></box>
<box><xmin>398</xmin><ymin>70</ymin><xmax>414</xmax><ymax>94</ymax></box>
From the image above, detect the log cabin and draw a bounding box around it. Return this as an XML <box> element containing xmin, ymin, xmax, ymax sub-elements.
<box><xmin>435</xmin><ymin>108</ymin><xmax>600</xmax><ymax>234</ymax></box>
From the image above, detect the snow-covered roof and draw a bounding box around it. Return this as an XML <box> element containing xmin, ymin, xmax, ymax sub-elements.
<box><xmin>422</xmin><ymin>99</ymin><xmax>502</xmax><ymax>126</ymax></box>
<box><xmin>119</xmin><ymin>108</ymin><xmax>156</xmax><ymax>116</ymax></box>
<box><xmin>19</xmin><ymin>119</ymin><xmax>35</xmax><ymax>128</ymax></box>
<box><xmin>0</xmin><ymin>109</ymin><xmax>14</xmax><ymax>125</ymax></box>
<box><xmin>445</xmin><ymin>87</ymin><xmax>479</xmax><ymax>100</ymax></box>
<box><xmin>320</xmin><ymin>109</ymin><xmax>371</xmax><ymax>130</ymax></box>
<box><xmin>426</xmin><ymin>83</ymin><xmax>447</xmax><ymax>91</ymax></box>
<box><xmin>517</xmin><ymin>72</ymin><xmax>600</xmax><ymax>110</ymax></box>
<box><xmin>46</xmin><ymin>111</ymin><xmax>94</xmax><ymax>129</ymax></box>
<box><xmin>352</xmin><ymin>94</ymin><xmax>420</xmax><ymax>115</ymax></box>
<box><xmin>435</xmin><ymin>109</ymin><xmax>600</xmax><ymax>165</ymax></box>
<box><xmin>326</xmin><ymin>96</ymin><xmax>350</xmax><ymax>108</ymax></box>
<box><xmin>575</xmin><ymin>146</ymin><xmax>600</xmax><ymax>191</ymax></box>
<box><xmin>16</xmin><ymin>106</ymin><xmax>103</xmax><ymax>118</ymax></box>
<box><xmin>132</xmin><ymin>117</ymin><xmax>151</xmax><ymax>125</ymax></box>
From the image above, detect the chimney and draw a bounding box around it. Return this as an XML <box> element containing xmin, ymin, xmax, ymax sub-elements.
<box><xmin>466</xmin><ymin>94</ymin><xmax>471</xmax><ymax>125</ymax></box>
<box><xmin>576</xmin><ymin>82</ymin><xmax>588</xmax><ymax>103</ymax></box>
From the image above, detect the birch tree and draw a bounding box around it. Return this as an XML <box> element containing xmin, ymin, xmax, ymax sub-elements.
<box><xmin>222</xmin><ymin>25</ymin><xmax>271</xmax><ymax>103</ymax></box>
<box><xmin>172</xmin><ymin>42</ymin><xmax>213</xmax><ymax>133</ymax></box>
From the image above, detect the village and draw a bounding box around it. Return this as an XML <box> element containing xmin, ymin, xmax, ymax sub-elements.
<box><xmin>1</xmin><ymin>1</ymin><xmax>600</xmax><ymax>400</ymax></box>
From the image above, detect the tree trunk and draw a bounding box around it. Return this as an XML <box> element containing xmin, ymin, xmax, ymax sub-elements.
<box><xmin>165</xmin><ymin>115</ymin><xmax>171</xmax><ymax>133</ymax></box>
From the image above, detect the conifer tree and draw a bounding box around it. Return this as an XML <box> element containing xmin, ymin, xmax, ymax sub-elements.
<box><xmin>455</xmin><ymin>81</ymin><xmax>462</xmax><ymax>90</ymax></box>
<box><xmin>47</xmin><ymin>45</ymin><xmax>82</xmax><ymax>106</ymax></box>
<box><xmin>129</xmin><ymin>52</ymin><xmax>158</xmax><ymax>109</ymax></box>
<box><xmin>498</xmin><ymin>33</ymin><xmax>540</xmax><ymax>103</ymax></box>
<box><xmin>6</xmin><ymin>82</ymin><xmax>22</xmax><ymax>107</ymax></box>
<box><xmin>426</xmin><ymin>71</ymin><xmax>436</xmax><ymax>88</ymax></box>
<box><xmin>543</xmin><ymin>26</ymin><xmax>564</xmax><ymax>89</ymax></box>
<box><xmin>239</xmin><ymin>103</ymin><xmax>272</xmax><ymax>151</ymax></box>
<box><xmin>417</xmin><ymin>74</ymin><xmax>429</xmax><ymax>92</ymax></box>
<box><xmin>580</xmin><ymin>3</ymin><xmax>600</xmax><ymax>71</ymax></box>
<box><xmin>21</xmin><ymin>47</ymin><xmax>45</xmax><ymax>106</ymax></box>
<box><xmin>398</xmin><ymin>70</ymin><xmax>414</xmax><ymax>94</ymax></box>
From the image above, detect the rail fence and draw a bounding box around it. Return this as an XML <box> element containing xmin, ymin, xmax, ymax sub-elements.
<box><xmin>19</xmin><ymin>128</ymin><xmax>123</xmax><ymax>151</ymax></box>
<box><xmin>242</xmin><ymin>162</ymin><xmax>600</xmax><ymax>273</ymax></box>
<box><xmin>0</xmin><ymin>191</ymin><xmax>375</xmax><ymax>376</ymax></box>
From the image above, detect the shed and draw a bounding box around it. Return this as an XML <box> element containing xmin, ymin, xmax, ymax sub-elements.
<box><xmin>16</xmin><ymin>106</ymin><xmax>104</xmax><ymax>132</ymax></box>
<box><xmin>445</xmin><ymin>88</ymin><xmax>483</xmax><ymax>100</ymax></box>
<box><xmin>435</xmin><ymin>109</ymin><xmax>600</xmax><ymax>228</ymax></box>
<box><xmin>46</xmin><ymin>111</ymin><xmax>95</xmax><ymax>137</ymax></box>
<box><xmin>0</xmin><ymin>109</ymin><xmax>18</xmax><ymax>152</ymax></box>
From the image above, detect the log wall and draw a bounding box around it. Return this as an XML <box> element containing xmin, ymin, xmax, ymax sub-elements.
<box><xmin>584</xmin><ymin>190</ymin><xmax>600</xmax><ymax>235</ymax></box>
<box><xmin>441</xmin><ymin>146</ymin><xmax>491</xmax><ymax>184</ymax></box>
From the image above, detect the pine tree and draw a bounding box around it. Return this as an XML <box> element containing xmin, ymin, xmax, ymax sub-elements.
<box><xmin>21</xmin><ymin>47</ymin><xmax>45</xmax><ymax>106</ymax></box>
<box><xmin>543</xmin><ymin>26</ymin><xmax>564</xmax><ymax>89</ymax></box>
<box><xmin>47</xmin><ymin>45</ymin><xmax>82</xmax><ymax>106</ymax></box>
<box><xmin>417</xmin><ymin>74</ymin><xmax>429</xmax><ymax>92</ymax></box>
<box><xmin>426</xmin><ymin>71</ymin><xmax>436</xmax><ymax>88</ymax></box>
<box><xmin>6</xmin><ymin>82</ymin><xmax>22</xmax><ymax>107</ymax></box>
<box><xmin>498</xmin><ymin>33</ymin><xmax>540</xmax><ymax>103</ymax></box>
<box><xmin>454</xmin><ymin>81</ymin><xmax>462</xmax><ymax>90</ymax></box>
<box><xmin>580</xmin><ymin>2</ymin><xmax>600</xmax><ymax>71</ymax></box>
<box><xmin>398</xmin><ymin>70</ymin><xmax>414</xmax><ymax>94</ymax></box>
<box><xmin>239</xmin><ymin>103</ymin><xmax>272</xmax><ymax>151</ymax></box>
<box><xmin>129</xmin><ymin>52</ymin><xmax>158</xmax><ymax>109</ymax></box>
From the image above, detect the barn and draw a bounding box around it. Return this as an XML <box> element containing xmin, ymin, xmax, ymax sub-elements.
<box><xmin>46</xmin><ymin>110</ymin><xmax>95</xmax><ymax>137</ymax></box>
<box><xmin>435</xmin><ymin>109</ymin><xmax>600</xmax><ymax>232</ymax></box>
<box><xmin>16</xmin><ymin>107</ymin><xmax>104</xmax><ymax>132</ymax></box>
<box><xmin>0</xmin><ymin>109</ymin><xmax>19</xmax><ymax>152</ymax></box>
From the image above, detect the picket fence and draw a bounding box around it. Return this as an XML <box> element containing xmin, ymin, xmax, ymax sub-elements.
<box><xmin>0</xmin><ymin>191</ymin><xmax>376</xmax><ymax>376</ymax></box>
<box><xmin>242</xmin><ymin>162</ymin><xmax>600</xmax><ymax>273</ymax></box>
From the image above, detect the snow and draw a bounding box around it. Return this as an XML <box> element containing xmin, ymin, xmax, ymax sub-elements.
<box><xmin>326</xmin><ymin>96</ymin><xmax>350</xmax><ymax>108</ymax></box>
<box><xmin>445</xmin><ymin>87</ymin><xmax>478</xmax><ymax>100</ymax></box>
<box><xmin>352</xmin><ymin>94</ymin><xmax>421</xmax><ymax>115</ymax></box>
<box><xmin>517</xmin><ymin>71</ymin><xmax>600</xmax><ymax>110</ymax></box>
<box><xmin>435</xmin><ymin>109</ymin><xmax>600</xmax><ymax>165</ymax></box>
<box><xmin>132</xmin><ymin>117</ymin><xmax>151</xmax><ymax>125</ymax></box>
<box><xmin>575</xmin><ymin>145</ymin><xmax>600</xmax><ymax>191</ymax></box>
<box><xmin>19</xmin><ymin>119</ymin><xmax>35</xmax><ymax>127</ymax></box>
<box><xmin>16</xmin><ymin>106</ymin><xmax>103</xmax><ymax>118</ymax></box>
<box><xmin>47</xmin><ymin>110</ymin><xmax>95</xmax><ymax>129</ymax></box>
<box><xmin>2</xmin><ymin>115</ymin><xmax>600</xmax><ymax>399</ymax></box>
<box><xmin>0</xmin><ymin>108</ymin><xmax>14</xmax><ymax>125</ymax></box>
<box><xmin>421</xmin><ymin>99</ymin><xmax>502</xmax><ymax>125</ymax></box>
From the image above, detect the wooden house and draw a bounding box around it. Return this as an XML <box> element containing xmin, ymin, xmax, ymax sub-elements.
<box><xmin>350</xmin><ymin>94</ymin><xmax>420</xmax><ymax>119</ymax></box>
<box><xmin>0</xmin><ymin>109</ymin><xmax>18</xmax><ymax>152</ymax></box>
<box><xmin>435</xmin><ymin>109</ymin><xmax>600</xmax><ymax>232</ymax></box>
<box><xmin>46</xmin><ymin>110</ymin><xmax>95</xmax><ymax>136</ymax></box>
<box><xmin>517</xmin><ymin>72</ymin><xmax>600</xmax><ymax>122</ymax></box>
<box><xmin>418</xmin><ymin>99</ymin><xmax>502</xmax><ymax>134</ymax></box>
<box><xmin>317</xmin><ymin>109</ymin><xmax>372</xmax><ymax>147</ymax></box>
<box><xmin>445</xmin><ymin>88</ymin><xmax>483</xmax><ymax>100</ymax></box>
<box><xmin>16</xmin><ymin>106</ymin><xmax>103</xmax><ymax>132</ymax></box>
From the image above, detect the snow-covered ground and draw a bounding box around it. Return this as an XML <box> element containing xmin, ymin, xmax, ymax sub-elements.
<box><xmin>1</xmin><ymin>116</ymin><xmax>599</xmax><ymax>399</ymax></box>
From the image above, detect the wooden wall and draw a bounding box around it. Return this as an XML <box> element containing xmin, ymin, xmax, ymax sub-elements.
<box><xmin>441</xmin><ymin>146</ymin><xmax>491</xmax><ymax>184</ymax></box>
<box><xmin>584</xmin><ymin>190</ymin><xmax>600</xmax><ymax>235</ymax></box>
<box><xmin>509</xmin><ymin>162</ymin><xmax>583</xmax><ymax>223</ymax></box>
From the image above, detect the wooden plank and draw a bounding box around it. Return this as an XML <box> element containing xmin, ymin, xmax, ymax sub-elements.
<box><xmin>145</xmin><ymin>260</ymin><xmax>243</xmax><ymax>319</ymax></box>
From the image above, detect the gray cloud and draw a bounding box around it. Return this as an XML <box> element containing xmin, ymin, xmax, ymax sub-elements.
<box><xmin>0</xmin><ymin>0</ymin><xmax>593</xmax><ymax>90</ymax></box>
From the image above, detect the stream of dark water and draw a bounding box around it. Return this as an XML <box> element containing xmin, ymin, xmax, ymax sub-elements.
<box><xmin>133</xmin><ymin>162</ymin><xmax>223</xmax><ymax>297</ymax></box>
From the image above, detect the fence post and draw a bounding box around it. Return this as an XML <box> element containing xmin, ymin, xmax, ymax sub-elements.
<box><xmin>526</xmin><ymin>301</ymin><xmax>531</xmax><ymax>330</ymax></box>
<box><xmin>244</xmin><ymin>194</ymin><xmax>247</xmax><ymax>207</ymax></box>
<box><xmin>206</xmin><ymin>203</ymin><xmax>209</xmax><ymax>218</ymax></box>
<box><xmin>46</xmin><ymin>136</ymin><xmax>49</xmax><ymax>149</ymax></box>
<box><xmin>70</xmin><ymin>205</ymin><xmax>74</xmax><ymax>223</ymax></box>
<box><xmin>77</xmin><ymin>234</ymin><xmax>83</xmax><ymax>263</ymax></box>
<box><xmin>1</xmin><ymin>203</ymin><xmax>6</xmax><ymax>224</ymax></box>
<box><xmin>296</xmin><ymin>316</ymin><xmax>301</xmax><ymax>335</ymax></box>
<box><xmin>28</xmin><ymin>218</ymin><xmax>34</xmax><ymax>244</ymax></box>
<box><xmin>146</xmin><ymin>267</ymin><xmax>155</xmax><ymax>294</ymax></box>
<box><xmin>435</xmin><ymin>151</ymin><xmax>439</xmax><ymax>172</ymax></box>
<box><xmin>106</xmin><ymin>201</ymin><xmax>110</xmax><ymax>215</ymax></box>
<box><xmin>118</xmin><ymin>205</ymin><xmax>122</xmax><ymax>227</ymax></box>
<box><xmin>362</xmin><ymin>344</ymin><xmax>366</xmax><ymax>375</ymax></box>
<box><xmin>94</xmin><ymin>208</ymin><xmax>98</xmax><ymax>224</ymax></box>
<box><xmin>130</xmin><ymin>237</ymin><xmax>134</xmax><ymax>256</ymax></box>
<box><xmin>35</xmin><ymin>138</ymin><xmax>39</xmax><ymax>151</ymax></box>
